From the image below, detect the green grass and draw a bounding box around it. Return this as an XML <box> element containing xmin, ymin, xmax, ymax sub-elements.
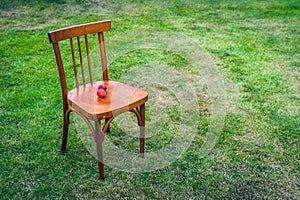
<box><xmin>1</xmin><ymin>0</ymin><xmax>299</xmax><ymax>199</ymax></box>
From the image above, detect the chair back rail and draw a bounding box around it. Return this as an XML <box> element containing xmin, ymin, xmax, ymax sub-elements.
<box><xmin>48</xmin><ymin>20</ymin><xmax>111</xmax><ymax>43</ymax></box>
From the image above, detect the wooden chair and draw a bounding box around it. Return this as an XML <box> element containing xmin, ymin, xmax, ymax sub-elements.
<box><xmin>48</xmin><ymin>20</ymin><xmax>148</xmax><ymax>180</ymax></box>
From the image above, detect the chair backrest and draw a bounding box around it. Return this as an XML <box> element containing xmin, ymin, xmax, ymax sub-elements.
<box><xmin>48</xmin><ymin>20</ymin><xmax>111</xmax><ymax>95</ymax></box>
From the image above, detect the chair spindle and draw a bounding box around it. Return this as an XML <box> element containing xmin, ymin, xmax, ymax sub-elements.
<box><xmin>77</xmin><ymin>36</ymin><xmax>86</xmax><ymax>86</ymax></box>
<box><xmin>98</xmin><ymin>32</ymin><xmax>108</xmax><ymax>81</ymax></box>
<box><xmin>84</xmin><ymin>35</ymin><xmax>93</xmax><ymax>84</ymax></box>
<box><xmin>70</xmin><ymin>38</ymin><xmax>79</xmax><ymax>88</ymax></box>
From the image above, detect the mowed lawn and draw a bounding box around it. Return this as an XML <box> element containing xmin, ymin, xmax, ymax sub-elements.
<box><xmin>0</xmin><ymin>0</ymin><xmax>299</xmax><ymax>199</ymax></box>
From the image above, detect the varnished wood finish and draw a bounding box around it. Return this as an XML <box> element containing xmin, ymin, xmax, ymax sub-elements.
<box><xmin>68</xmin><ymin>81</ymin><xmax>148</xmax><ymax>119</ymax></box>
<box><xmin>48</xmin><ymin>20</ymin><xmax>148</xmax><ymax>180</ymax></box>
<box><xmin>48</xmin><ymin>20</ymin><xmax>111</xmax><ymax>43</ymax></box>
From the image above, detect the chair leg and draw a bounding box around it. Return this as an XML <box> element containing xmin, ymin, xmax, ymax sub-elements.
<box><xmin>105</xmin><ymin>118</ymin><xmax>110</xmax><ymax>133</ymax></box>
<box><xmin>95</xmin><ymin>120</ymin><xmax>105</xmax><ymax>180</ymax></box>
<box><xmin>61</xmin><ymin>116</ymin><xmax>69</xmax><ymax>154</ymax></box>
<box><xmin>140</xmin><ymin>104</ymin><xmax>145</xmax><ymax>158</ymax></box>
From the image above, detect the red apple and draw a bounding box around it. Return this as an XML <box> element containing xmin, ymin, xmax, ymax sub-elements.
<box><xmin>97</xmin><ymin>88</ymin><xmax>106</xmax><ymax>98</ymax></box>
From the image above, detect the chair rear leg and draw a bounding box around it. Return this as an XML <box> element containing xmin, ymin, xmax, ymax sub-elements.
<box><xmin>61</xmin><ymin>107</ymin><xmax>70</xmax><ymax>154</ymax></box>
<box><xmin>140</xmin><ymin>104</ymin><xmax>145</xmax><ymax>158</ymax></box>
<box><xmin>95</xmin><ymin>120</ymin><xmax>105</xmax><ymax>180</ymax></box>
<box><xmin>61</xmin><ymin>101</ymin><xmax>70</xmax><ymax>154</ymax></box>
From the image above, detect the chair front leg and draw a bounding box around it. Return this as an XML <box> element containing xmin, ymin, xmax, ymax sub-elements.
<box><xmin>139</xmin><ymin>104</ymin><xmax>145</xmax><ymax>158</ymax></box>
<box><xmin>95</xmin><ymin>120</ymin><xmax>105</xmax><ymax>180</ymax></box>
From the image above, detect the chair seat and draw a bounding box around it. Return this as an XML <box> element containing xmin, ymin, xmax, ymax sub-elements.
<box><xmin>68</xmin><ymin>81</ymin><xmax>148</xmax><ymax>119</ymax></box>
